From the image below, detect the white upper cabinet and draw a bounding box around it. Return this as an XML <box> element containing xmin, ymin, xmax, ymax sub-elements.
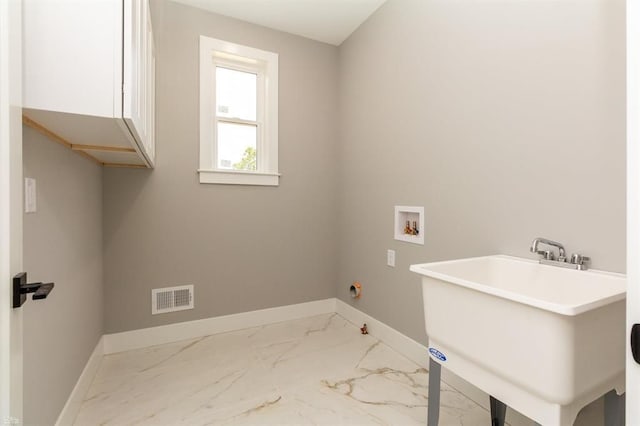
<box><xmin>23</xmin><ymin>0</ymin><xmax>156</xmax><ymax>168</ymax></box>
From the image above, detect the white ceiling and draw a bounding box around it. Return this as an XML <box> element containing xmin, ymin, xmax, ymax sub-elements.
<box><xmin>171</xmin><ymin>0</ymin><xmax>387</xmax><ymax>46</ymax></box>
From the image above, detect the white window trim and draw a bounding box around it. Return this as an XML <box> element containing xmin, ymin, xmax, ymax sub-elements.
<box><xmin>199</xmin><ymin>36</ymin><xmax>279</xmax><ymax>186</ymax></box>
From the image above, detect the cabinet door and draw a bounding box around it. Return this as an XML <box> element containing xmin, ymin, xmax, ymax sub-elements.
<box><xmin>122</xmin><ymin>0</ymin><xmax>150</xmax><ymax>160</ymax></box>
<box><xmin>23</xmin><ymin>0</ymin><xmax>121</xmax><ymax>117</ymax></box>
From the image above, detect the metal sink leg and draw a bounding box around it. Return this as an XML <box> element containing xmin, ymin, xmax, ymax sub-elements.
<box><xmin>427</xmin><ymin>358</ymin><xmax>441</xmax><ymax>426</ymax></box>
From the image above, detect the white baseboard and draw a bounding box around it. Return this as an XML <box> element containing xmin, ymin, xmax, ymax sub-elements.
<box><xmin>103</xmin><ymin>298</ymin><xmax>337</xmax><ymax>354</ymax></box>
<box><xmin>335</xmin><ymin>299</ymin><xmax>428</xmax><ymax>367</ymax></box>
<box><xmin>55</xmin><ymin>336</ymin><xmax>104</xmax><ymax>426</ymax></box>
<box><xmin>335</xmin><ymin>299</ymin><xmax>532</xmax><ymax>426</ymax></box>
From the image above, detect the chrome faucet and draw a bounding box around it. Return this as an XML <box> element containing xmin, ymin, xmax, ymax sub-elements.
<box><xmin>529</xmin><ymin>237</ymin><xmax>590</xmax><ymax>270</ymax></box>
<box><xmin>530</xmin><ymin>237</ymin><xmax>566</xmax><ymax>261</ymax></box>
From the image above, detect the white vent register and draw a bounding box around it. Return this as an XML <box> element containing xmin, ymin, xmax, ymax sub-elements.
<box><xmin>152</xmin><ymin>285</ymin><xmax>194</xmax><ymax>314</ymax></box>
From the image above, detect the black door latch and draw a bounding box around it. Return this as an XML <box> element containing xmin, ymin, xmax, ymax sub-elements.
<box><xmin>632</xmin><ymin>324</ymin><xmax>640</xmax><ymax>364</ymax></box>
<box><xmin>12</xmin><ymin>272</ymin><xmax>54</xmax><ymax>308</ymax></box>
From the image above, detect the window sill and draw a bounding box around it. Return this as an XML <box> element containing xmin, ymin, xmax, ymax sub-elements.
<box><xmin>198</xmin><ymin>169</ymin><xmax>280</xmax><ymax>186</ymax></box>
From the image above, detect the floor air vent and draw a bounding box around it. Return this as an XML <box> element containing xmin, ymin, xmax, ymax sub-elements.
<box><xmin>152</xmin><ymin>285</ymin><xmax>194</xmax><ymax>314</ymax></box>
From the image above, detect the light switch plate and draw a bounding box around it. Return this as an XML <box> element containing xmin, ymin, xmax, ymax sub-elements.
<box><xmin>25</xmin><ymin>178</ymin><xmax>36</xmax><ymax>213</ymax></box>
<box><xmin>387</xmin><ymin>249</ymin><xmax>396</xmax><ymax>267</ymax></box>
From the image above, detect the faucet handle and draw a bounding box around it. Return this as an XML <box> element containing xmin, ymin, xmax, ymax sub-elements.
<box><xmin>570</xmin><ymin>253</ymin><xmax>590</xmax><ymax>265</ymax></box>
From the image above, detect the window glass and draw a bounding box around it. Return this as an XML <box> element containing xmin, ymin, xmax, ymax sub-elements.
<box><xmin>216</xmin><ymin>121</ymin><xmax>257</xmax><ymax>171</ymax></box>
<box><xmin>216</xmin><ymin>67</ymin><xmax>257</xmax><ymax>121</ymax></box>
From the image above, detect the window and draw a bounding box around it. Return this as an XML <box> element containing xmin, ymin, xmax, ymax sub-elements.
<box><xmin>199</xmin><ymin>36</ymin><xmax>279</xmax><ymax>186</ymax></box>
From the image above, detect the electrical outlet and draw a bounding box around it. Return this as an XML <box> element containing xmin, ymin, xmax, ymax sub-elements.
<box><xmin>387</xmin><ymin>249</ymin><xmax>396</xmax><ymax>267</ymax></box>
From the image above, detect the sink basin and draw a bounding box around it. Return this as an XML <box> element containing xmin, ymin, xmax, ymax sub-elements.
<box><xmin>410</xmin><ymin>255</ymin><xmax>626</xmax><ymax>426</ymax></box>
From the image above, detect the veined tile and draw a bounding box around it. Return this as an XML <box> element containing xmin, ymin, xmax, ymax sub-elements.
<box><xmin>259</xmin><ymin>331</ymin><xmax>378</xmax><ymax>391</ymax></box>
<box><xmin>74</xmin><ymin>313</ymin><xmax>493</xmax><ymax>425</ymax></box>
<box><xmin>92</xmin><ymin>336</ymin><xmax>205</xmax><ymax>384</ymax></box>
<box><xmin>186</xmin><ymin>387</ymin><xmax>386</xmax><ymax>426</ymax></box>
<box><xmin>75</xmin><ymin>351</ymin><xmax>275</xmax><ymax>425</ymax></box>
<box><xmin>243</xmin><ymin>313</ymin><xmax>347</xmax><ymax>348</ymax></box>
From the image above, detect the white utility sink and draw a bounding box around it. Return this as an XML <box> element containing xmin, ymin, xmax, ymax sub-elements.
<box><xmin>410</xmin><ymin>255</ymin><xmax>626</xmax><ymax>426</ymax></box>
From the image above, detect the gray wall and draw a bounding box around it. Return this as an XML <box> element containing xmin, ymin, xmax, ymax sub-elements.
<box><xmin>337</xmin><ymin>2</ymin><xmax>624</xmax><ymax>423</ymax></box>
<box><xmin>103</xmin><ymin>0</ymin><xmax>339</xmax><ymax>333</ymax></box>
<box><xmin>337</xmin><ymin>0</ymin><xmax>626</xmax><ymax>343</ymax></box>
<box><xmin>23</xmin><ymin>127</ymin><xmax>103</xmax><ymax>425</ymax></box>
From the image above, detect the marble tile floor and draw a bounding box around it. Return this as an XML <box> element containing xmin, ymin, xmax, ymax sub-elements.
<box><xmin>74</xmin><ymin>313</ymin><xmax>494</xmax><ymax>425</ymax></box>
